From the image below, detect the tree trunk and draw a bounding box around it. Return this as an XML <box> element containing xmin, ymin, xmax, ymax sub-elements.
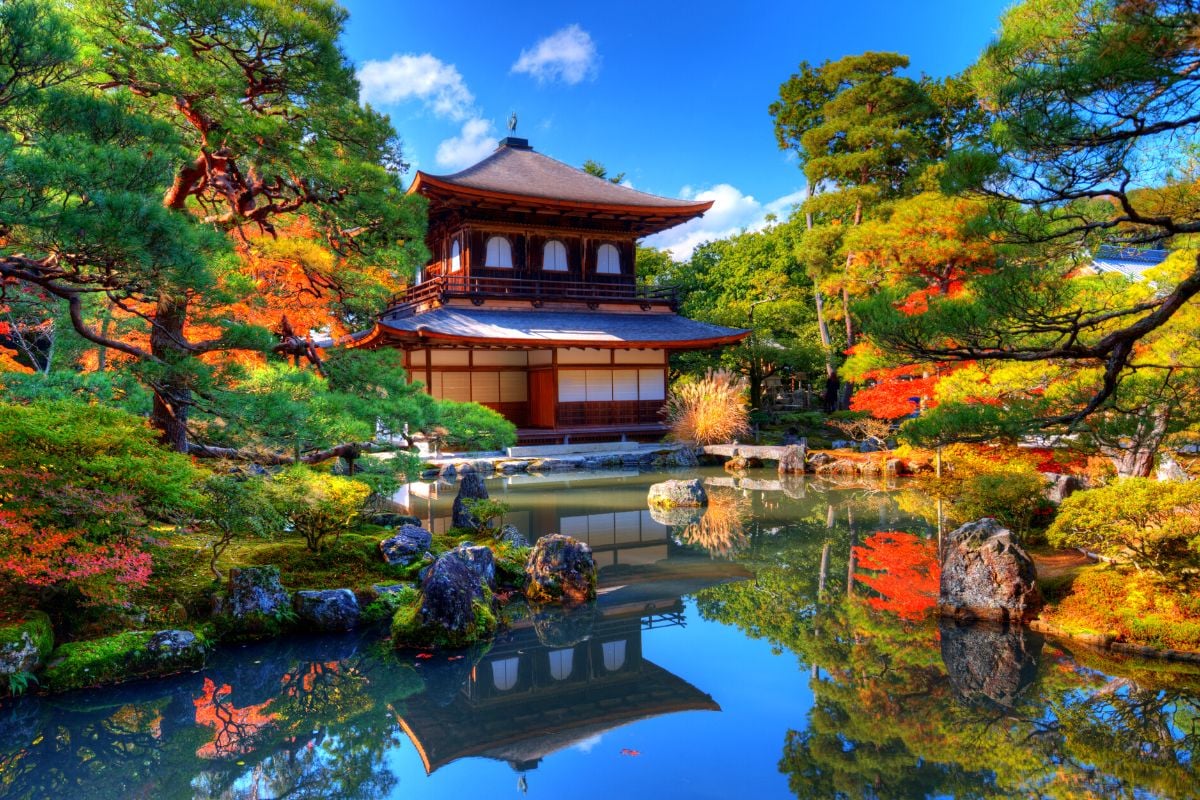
<box><xmin>806</xmin><ymin>182</ymin><xmax>842</xmax><ymax>413</ymax></box>
<box><xmin>149</xmin><ymin>293</ymin><xmax>192</xmax><ymax>453</ymax></box>
<box><xmin>1109</xmin><ymin>407</ymin><xmax>1170</xmax><ymax>478</ymax></box>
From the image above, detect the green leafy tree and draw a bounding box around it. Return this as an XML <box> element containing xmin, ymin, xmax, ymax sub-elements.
<box><xmin>655</xmin><ymin>221</ymin><xmax>823</xmax><ymax>409</ymax></box>
<box><xmin>267</xmin><ymin>466</ymin><xmax>370</xmax><ymax>553</ymax></box>
<box><xmin>858</xmin><ymin>0</ymin><xmax>1200</xmax><ymax>462</ymax></box>
<box><xmin>1049</xmin><ymin>478</ymin><xmax>1200</xmax><ymax>580</ymax></box>
<box><xmin>0</xmin><ymin>0</ymin><xmax>426</xmax><ymax>453</ymax></box>
<box><xmin>198</xmin><ymin>474</ymin><xmax>283</xmax><ymax>580</ymax></box>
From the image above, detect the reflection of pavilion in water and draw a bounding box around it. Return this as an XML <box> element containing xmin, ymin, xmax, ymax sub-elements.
<box><xmin>398</xmin><ymin>470</ymin><xmax>683</xmax><ymax>572</ymax></box>
<box><xmin>395</xmin><ymin>599</ymin><xmax>721</xmax><ymax>776</ymax></box>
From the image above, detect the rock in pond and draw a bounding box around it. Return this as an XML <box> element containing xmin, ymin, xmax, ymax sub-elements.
<box><xmin>42</xmin><ymin>629</ymin><xmax>209</xmax><ymax>692</ymax></box>
<box><xmin>0</xmin><ymin>612</ymin><xmax>53</xmax><ymax>684</ymax></box>
<box><xmin>725</xmin><ymin>452</ymin><xmax>749</xmax><ymax>473</ymax></box>
<box><xmin>525</xmin><ymin>534</ymin><xmax>597</xmax><ymax>604</ymax></box>
<box><xmin>294</xmin><ymin>589</ymin><xmax>361</xmax><ymax>632</ymax></box>
<box><xmin>391</xmin><ymin>552</ymin><xmax>496</xmax><ymax>649</ymax></box>
<box><xmin>380</xmin><ymin>524</ymin><xmax>434</xmax><ymax>566</ymax></box>
<box><xmin>451</xmin><ymin>465</ymin><xmax>489</xmax><ymax>529</ymax></box>
<box><xmin>777</xmin><ymin>444</ymin><xmax>807</xmax><ymax>475</ymax></box>
<box><xmin>647</xmin><ymin>478</ymin><xmax>708</xmax><ymax>509</ymax></box>
<box><xmin>939</xmin><ymin>518</ymin><xmax>1042</xmax><ymax>623</ymax></box>
<box><xmin>449</xmin><ymin>542</ymin><xmax>496</xmax><ymax>590</ymax></box>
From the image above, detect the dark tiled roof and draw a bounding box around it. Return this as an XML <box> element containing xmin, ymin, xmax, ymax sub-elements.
<box><xmin>378</xmin><ymin>307</ymin><xmax>748</xmax><ymax>346</ymax></box>
<box><xmin>419</xmin><ymin>142</ymin><xmax>710</xmax><ymax>209</ymax></box>
<box><xmin>1095</xmin><ymin>245</ymin><xmax>1169</xmax><ymax>265</ymax></box>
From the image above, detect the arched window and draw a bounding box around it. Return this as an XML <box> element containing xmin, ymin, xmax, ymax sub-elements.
<box><xmin>485</xmin><ymin>236</ymin><xmax>513</xmax><ymax>268</ymax></box>
<box><xmin>596</xmin><ymin>243</ymin><xmax>621</xmax><ymax>274</ymax></box>
<box><xmin>491</xmin><ymin>657</ymin><xmax>520</xmax><ymax>691</ymax></box>
<box><xmin>547</xmin><ymin>648</ymin><xmax>574</xmax><ymax>680</ymax></box>
<box><xmin>449</xmin><ymin>239</ymin><xmax>461</xmax><ymax>272</ymax></box>
<box><xmin>543</xmin><ymin>240</ymin><xmax>568</xmax><ymax>272</ymax></box>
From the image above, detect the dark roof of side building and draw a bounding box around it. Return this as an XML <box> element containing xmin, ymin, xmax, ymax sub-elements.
<box><xmin>1091</xmin><ymin>245</ymin><xmax>1169</xmax><ymax>279</ymax></box>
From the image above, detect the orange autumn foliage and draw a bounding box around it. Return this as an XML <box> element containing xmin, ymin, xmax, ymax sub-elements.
<box><xmin>853</xmin><ymin>531</ymin><xmax>940</xmax><ymax>621</ymax></box>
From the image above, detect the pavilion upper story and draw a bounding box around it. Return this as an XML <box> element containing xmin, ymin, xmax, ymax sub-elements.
<box><xmin>356</xmin><ymin>136</ymin><xmax>748</xmax><ymax>442</ymax></box>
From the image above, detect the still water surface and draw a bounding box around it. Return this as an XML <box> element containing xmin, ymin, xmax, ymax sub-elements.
<box><xmin>1</xmin><ymin>469</ymin><xmax>1198</xmax><ymax>799</ymax></box>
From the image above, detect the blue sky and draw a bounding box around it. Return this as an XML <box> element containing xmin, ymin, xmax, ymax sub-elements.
<box><xmin>340</xmin><ymin>0</ymin><xmax>1011</xmax><ymax>257</ymax></box>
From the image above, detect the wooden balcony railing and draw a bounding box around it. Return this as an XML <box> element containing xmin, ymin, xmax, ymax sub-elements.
<box><xmin>385</xmin><ymin>274</ymin><xmax>677</xmax><ymax>317</ymax></box>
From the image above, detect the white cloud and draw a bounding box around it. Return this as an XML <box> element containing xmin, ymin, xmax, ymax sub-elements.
<box><xmin>572</xmin><ymin>734</ymin><xmax>603</xmax><ymax>753</ymax></box>
<box><xmin>643</xmin><ymin>185</ymin><xmax>808</xmax><ymax>260</ymax></box>
<box><xmin>357</xmin><ymin>53</ymin><xmax>474</xmax><ymax>120</ymax></box>
<box><xmin>512</xmin><ymin>24</ymin><xmax>599</xmax><ymax>85</ymax></box>
<box><xmin>435</xmin><ymin>118</ymin><xmax>497</xmax><ymax>170</ymax></box>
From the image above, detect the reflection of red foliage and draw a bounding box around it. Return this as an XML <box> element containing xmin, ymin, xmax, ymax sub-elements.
<box><xmin>193</xmin><ymin>677</ymin><xmax>278</xmax><ymax>758</ymax></box>
<box><xmin>853</xmin><ymin>532</ymin><xmax>940</xmax><ymax>621</ymax></box>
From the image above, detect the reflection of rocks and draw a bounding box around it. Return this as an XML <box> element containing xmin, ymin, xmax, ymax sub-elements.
<box><xmin>451</xmin><ymin>466</ymin><xmax>489</xmax><ymax>529</ymax></box>
<box><xmin>939</xmin><ymin>518</ymin><xmax>1042</xmax><ymax>622</ymax></box>
<box><xmin>940</xmin><ymin>619</ymin><xmax>1042</xmax><ymax>708</ymax></box>
<box><xmin>647</xmin><ymin>478</ymin><xmax>707</xmax><ymax>508</ymax></box>
<box><xmin>524</xmin><ymin>535</ymin><xmax>597</xmax><ymax>604</ymax></box>
<box><xmin>531</xmin><ymin>603</ymin><xmax>598</xmax><ymax>648</ymax></box>
<box><xmin>648</xmin><ymin>504</ymin><xmax>705</xmax><ymax>528</ymax></box>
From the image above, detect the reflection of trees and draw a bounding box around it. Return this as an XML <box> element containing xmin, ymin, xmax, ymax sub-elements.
<box><xmin>695</xmin><ymin>486</ymin><xmax>1200</xmax><ymax>799</ymax></box>
<box><xmin>680</xmin><ymin>490</ymin><xmax>749</xmax><ymax>559</ymax></box>
<box><xmin>0</xmin><ymin>637</ymin><xmax>414</xmax><ymax>800</ymax></box>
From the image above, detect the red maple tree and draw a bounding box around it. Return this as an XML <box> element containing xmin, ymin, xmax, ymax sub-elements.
<box><xmin>853</xmin><ymin>531</ymin><xmax>940</xmax><ymax>621</ymax></box>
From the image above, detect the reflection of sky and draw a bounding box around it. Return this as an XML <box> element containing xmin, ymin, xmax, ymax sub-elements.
<box><xmin>383</xmin><ymin>597</ymin><xmax>812</xmax><ymax>799</ymax></box>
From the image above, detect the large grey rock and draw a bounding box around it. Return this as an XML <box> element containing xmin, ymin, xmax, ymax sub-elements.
<box><xmin>807</xmin><ymin>452</ymin><xmax>833</xmax><ymax>469</ymax></box>
<box><xmin>449</xmin><ymin>543</ymin><xmax>496</xmax><ymax>589</ymax></box>
<box><xmin>380</xmin><ymin>524</ymin><xmax>434</xmax><ymax>566</ymax></box>
<box><xmin>0</xmin><ymin>612</ymin><xmax>53</xmax><ymax>681</ymax></box>
<box><xmin>214</xmin><ymin>566</ymin><xmax>291</xmax><ymax>619</ymax></box>
<box><xmin>778</xmin><ymin>444</ymin><xmax>807</xmax><ymax>475</ymax></box>
<box><xmin>391</xmin><ymin>552</ymin><xmax>496</xmax><ymax>649</ymax></box>
<box><xmin>939</xmin><ymin>518</ymin><xmax>1042</xmax><ymax>622</ymax></box>
<box><xmin>525</xmin><ymin>534</ymin><xmax>597</xmax><ymax>604</ymax></box>
<box><xmin>294</xmin><ymin>589</ymin><xmax>361</xmax><ymax>631</ymax></box>
<box><xmin>940</xmin><ymin>619</ymin><xmax>1042</xmax><ymax>708</ymax></box>
<box><xmin>451</xmin><ymin>466</ymin><xmax>490</xmax><ymax>529</ymax></box>
<box><xmin>647</xmin><ymin>478</ymin><xmax>708</xmax><ymax>509</ymax></box>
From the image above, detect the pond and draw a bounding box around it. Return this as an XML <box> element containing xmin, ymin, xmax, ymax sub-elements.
<box><xmin>2</xmin><ymin>468</ymin><xmax>1198</xmax><ymax>799</ymax></box>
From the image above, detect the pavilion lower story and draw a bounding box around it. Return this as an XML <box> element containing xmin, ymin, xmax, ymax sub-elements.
<box><xmin>402</xmin><ymin>345</ymin><xmax>668</xmax><ymax>440</ymax></box>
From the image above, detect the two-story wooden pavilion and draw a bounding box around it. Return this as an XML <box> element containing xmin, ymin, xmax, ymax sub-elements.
<box><xmin>355</xmin><ymin>136</ymin><xmax>749</xmax><ymax>444</ymax></box>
